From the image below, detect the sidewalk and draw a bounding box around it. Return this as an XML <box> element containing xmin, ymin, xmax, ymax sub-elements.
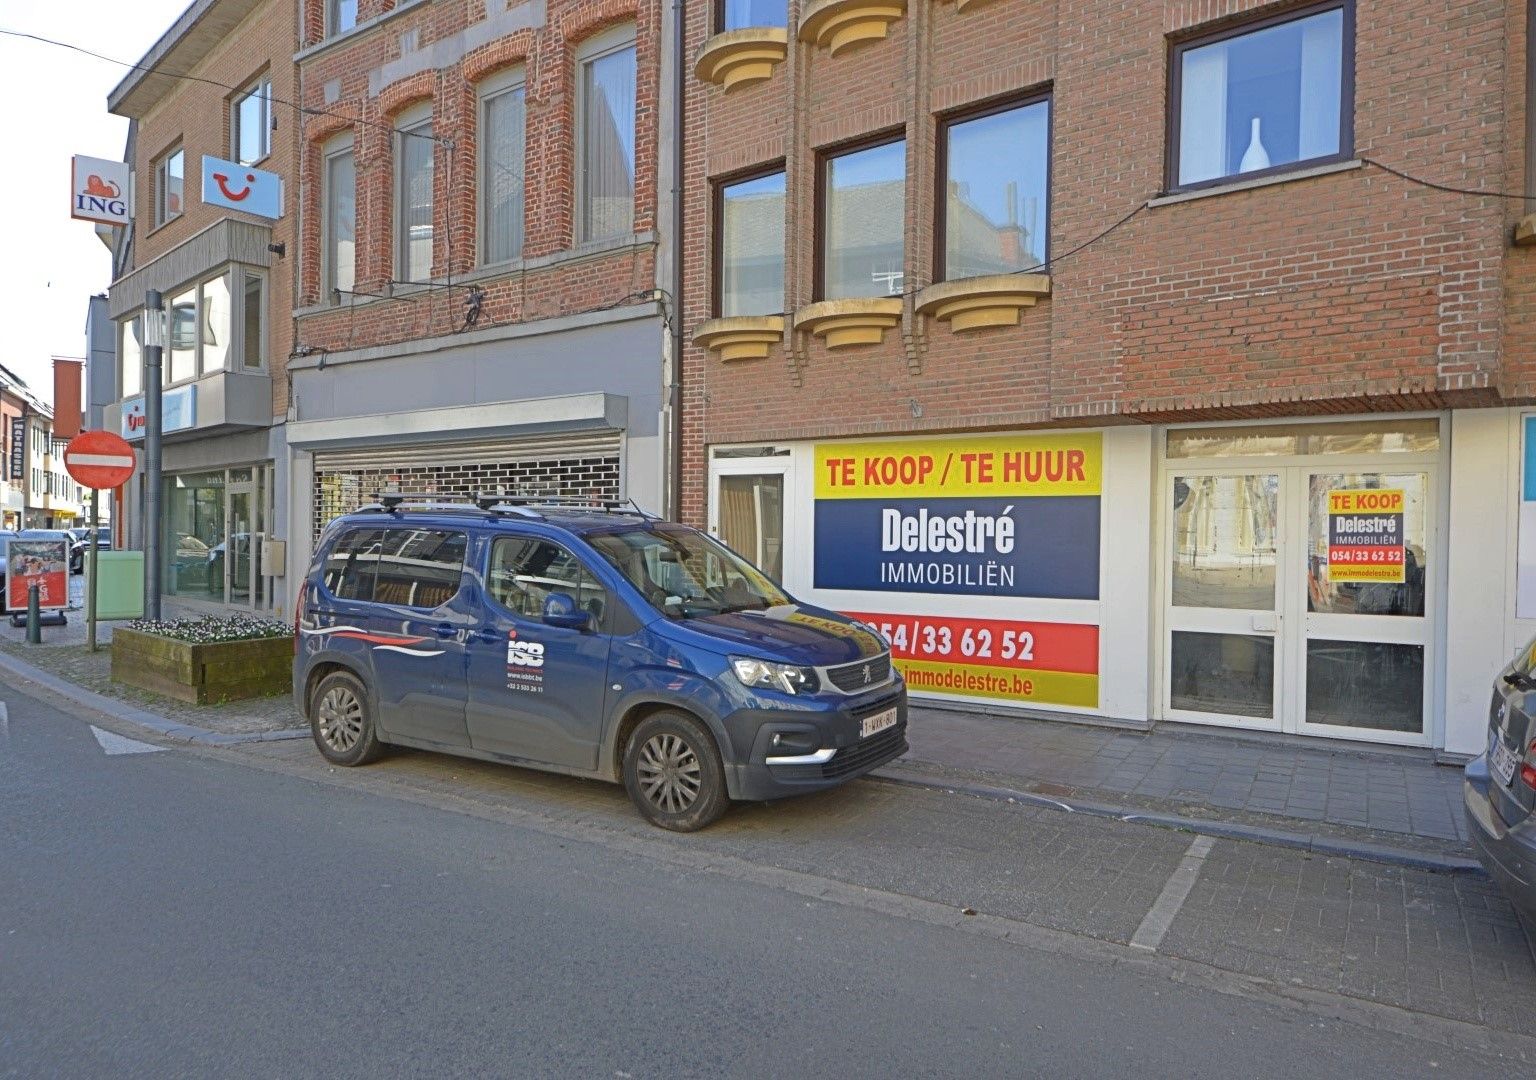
<box><xmin>0</xmin><ymin>605</ymin><xmax>1475</xmax><ymax>863</ymax></box>
<box><xmin>892</xmin><ymin>704</ymin><xmax>1470</xmax><ymax>854</ymax></box>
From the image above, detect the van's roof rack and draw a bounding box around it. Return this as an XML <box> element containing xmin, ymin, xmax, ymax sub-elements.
<box><xmin>356</xmin><ymin>492</ymin><xmax>658</xmax><ymax>521</ymax></box>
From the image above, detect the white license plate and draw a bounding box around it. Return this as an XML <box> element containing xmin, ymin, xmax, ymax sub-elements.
<box><xmin>1492</xmin><ymin>737</ymin><xmax>1519</xmax><ymax>787</ymax></box>
<box><xmin>860</xmin><ymin>707</ymin><xmax>897</xmax><ymax>739</ymax></box>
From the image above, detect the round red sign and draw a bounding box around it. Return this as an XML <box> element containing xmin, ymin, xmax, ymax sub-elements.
<box><xmin>64</xmin><ymin>430</ymin><xmax>137</xmax><ymax>490</ymax></box>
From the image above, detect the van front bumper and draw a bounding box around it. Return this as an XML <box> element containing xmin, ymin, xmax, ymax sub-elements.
<box><xmin>1464</xmin><ymin>754</ymin><xmax>1536</xmax><ymax>933</ymax></box>
<box><xmin>724</xmin><ymin>685</ymin><xmax>908</xmax><ymax>801</ymax></box>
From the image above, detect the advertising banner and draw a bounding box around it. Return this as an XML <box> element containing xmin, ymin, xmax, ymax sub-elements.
<box><xmin>1326</xmin><ymin>488</ymin><xmax>1405</xmax><ymax>583</ymax></box>
<box><xmin>8</xmin><ymin>419</ymin><xmax>24</xmax><ymax>481</ymax></box>
<box><xmin>814</xmin><ymin>433</ymin><xmax>1102</xmax><ymax>600</ymax></box>
<box><xmin>71</xmin><ymin>155</ymin><xmax>131</xmax><ymax>227</ymax></box>
<box><xmin>5</xmin><ymin>539</ymin><xmax>70</xmax><ymax>613</ymax></box>
<box><xmin>845</xmin><ymin>610</ymin><xmax>1099</xmax><ymax>708</ymax></box>
<box><xmin>201</xmin><ymin>155</ymin><xmax>283</xmax><ymax>219</ymax></box>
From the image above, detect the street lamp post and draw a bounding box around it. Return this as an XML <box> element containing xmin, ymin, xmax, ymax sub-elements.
<box><xmin>142</xmin><ymin>290</ymin><xmax>166</xmax><ymax>621</ymax></box>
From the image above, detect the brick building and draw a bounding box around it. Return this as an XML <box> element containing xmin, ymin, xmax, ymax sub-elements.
<box><xmin>106</xmin><ymin>0</ymin><xmax>300</xmax><ymax>610</ymax></box>
<box><xmin>283</xmin><ymin>0</ymin><xmax>675</xmax><ymax>586</ymax></box>
<box><xmin>682</xmin><ymin>0</ymin><xmax>1536</xmax><ymax>755</ymax></box>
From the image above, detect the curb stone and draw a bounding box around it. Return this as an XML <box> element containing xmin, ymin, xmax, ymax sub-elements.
<box><xmin>870</xmin><ymin>766</ymin><xmax>1486</xmax><ymax>876</ymax></box>
<box><xmin>0</xmin><ymin>646</ymin><xmax>308</xmax><ymax>747</ymax></box>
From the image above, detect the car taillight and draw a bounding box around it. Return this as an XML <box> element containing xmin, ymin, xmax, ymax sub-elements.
<box><xmin>293</xmin><ymin>581</ymin><xmax>307</xmax><ymax>655</ymax></box>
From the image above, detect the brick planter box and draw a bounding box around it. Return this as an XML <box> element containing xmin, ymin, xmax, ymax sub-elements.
<box><xmin>110</xmin><ymin>628</ymin><xmax>291</xmax><ymax>704</ymax></box>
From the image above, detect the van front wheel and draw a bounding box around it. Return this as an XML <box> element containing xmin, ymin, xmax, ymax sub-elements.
<box><xmin>622</xmin><ymin>711</ymin><xmax>728</xmax><ymax>832</ymax></box>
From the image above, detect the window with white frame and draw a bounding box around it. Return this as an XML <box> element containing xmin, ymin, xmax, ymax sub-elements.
<box><xmin>156</xmin><ymin>145</ymin><xmax>184</xmax><ymax>227</ymax></box>
<box><xmin>119</xmin><ymin>315</ymin><xmax>143</xmax><ymax>398</ymax></box>
<box><xmin>1170</xmin><ymin>1</ymin><xmax>1351</xmax><ymax>190</ymax></box>
<box><xmin>133</xmin><ymin>267</ymin><xmax>265</xmax><ymax>390</ymax></box>
<box><xmin>395</xmin><ymin>108</ymin><xmax>435</xmax><ymax>282</ymax></box>
<box><xmin>323</xmin><ymin>138</ymin><xmax>355</xmax><ymax>299</ymax></box>
<box><xmin>328</xmin><ymin>0</ymin><xmax>357</xmax><ymax>37</ymax></box>
<box><xmin>577</xmin><ymin>26</ymin><xmax>637</xmax><ymax>244</ymax></box>
<box><xmin>479</xmin><ymin>68</ymin><xmax>527</xmax><ymax>265</ymax></box>
<box><xmin>242</xmin><ymin>271</ymin><xmax>265</xmax><ymax>368</ymax></box>
<box><xmin>232</xmin><ymin>77</ymin><xmax>272</xmax><ymax>165</ymax></box>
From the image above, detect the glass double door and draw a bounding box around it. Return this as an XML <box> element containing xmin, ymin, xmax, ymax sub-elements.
<box><xmin>1165</xmin><ymin>466</ymin><xmax>1432</xmax><ymax>744</ymax></box>
<box><xmin>164</xmin><ymin>465</ymin><xmax>268</xmax><ymax>607</ymax></box>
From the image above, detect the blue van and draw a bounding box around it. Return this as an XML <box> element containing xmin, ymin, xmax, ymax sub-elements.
<box><xmin>294</xmin><ymin>496</ymin><xmax>907</xmax><ymax>830</ymax></box>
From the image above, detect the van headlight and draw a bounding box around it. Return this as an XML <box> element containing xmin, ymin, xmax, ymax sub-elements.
<box><xmin>730</xmin><ymin>656</ymin><xmax>819</xmax><ymax>695</ymax></box>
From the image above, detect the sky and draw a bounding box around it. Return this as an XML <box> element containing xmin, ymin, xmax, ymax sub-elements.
<box><xmin>0</xmin><ymin>0</ymin><xmax>192</xmax><ymax>401</ymax></box>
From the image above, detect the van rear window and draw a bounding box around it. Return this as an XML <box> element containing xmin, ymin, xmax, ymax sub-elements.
<box><xmin>373</xmin><ymin>529</ymin><xmax>467</xmax><ymax>609</ymax></box>
<box><xmin>323</xmin><ymin>527</ymin><xmax>385</xmax><ymax>600</ymax></box>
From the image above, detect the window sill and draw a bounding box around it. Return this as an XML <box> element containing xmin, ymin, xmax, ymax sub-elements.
<box><xmin>693</xmin><ymin>315</ymin><xmax>786</xmax><ymax>361</ymax></box>
<box><xmin>1150</xmin><ymin>159</ymin><xmax>1363</xmax><ymax>207</ymax></box>
<box><xmin>793</xmin><ymin>298</ymin><xmax>903</xmax><ymax>349</ymax></box>
<box><xmin>694</xmin><ymin>27</ymin><xmax>789</xmax><ymax>92</ymax></box>
<box><xmin>798</xmin><ymin>0</ymin><xmax>907</xmax><ymax>57</ymax></box>
<box><xmin>295</xmin><ymin>0</ymin><xmax>431</xmax><ymax>62</ymax></box>
<box><xmin>914</xmin><ymin>273</ymin><xmax>1050</xmax><ymax>332</ymax></box>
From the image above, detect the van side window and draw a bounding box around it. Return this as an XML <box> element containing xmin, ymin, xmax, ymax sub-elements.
<box><xmin>489</xmin><ymin>537</ymin><xmax>607</xmax><ymax>624</ymax></box>
<box><xmin>372</xmin><ymin>528</ymin><xmax>468</xmax><ymax>609</ymax></box>
<box><xmin>323</xmin><ymin>527</ymin><xmax>385</xmax><ymax>600</ymax></box>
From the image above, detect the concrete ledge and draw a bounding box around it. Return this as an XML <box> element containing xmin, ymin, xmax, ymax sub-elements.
<box><xmin>692</xmin><ymin>315</ymin><xmax>786</xmax><ymax>361</ymax></box>
<box><xmin>694</xmin><ymin>27</ymin><xmax>789</xmax><ymax>92</ymax></box>
<box><xmin>798</xmin><ymin>0</ymin><xmax>907</xmax><ymax>56</ymax></box>
<box><xmin>793</xmin><ymin>298</ymin><xmax>903</xmax><ymax>348</ymax></box>
<box><xmin>915</xmin><ymin>274</ymin><xmax>1050</xmax><ymax>332</ymax></box>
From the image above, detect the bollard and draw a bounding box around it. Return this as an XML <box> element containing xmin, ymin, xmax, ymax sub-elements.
<box><xmin>25</xmin><ymin>583</ymin><xmax>41</xmax><ymax>644</ymax></box>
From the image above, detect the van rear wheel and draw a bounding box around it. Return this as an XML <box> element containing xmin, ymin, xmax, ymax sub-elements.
<box><xmin>309</xmin><ymin>670</ymin><xmax>386</xmax><ymax>766</ymax></box>
<box><xmin>623</xmin><ymin>711</ymin><xmax>728</xmax><ymax>832</ymax></box>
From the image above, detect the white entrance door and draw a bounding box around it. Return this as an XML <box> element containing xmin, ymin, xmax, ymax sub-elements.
<box><xmin>1162</xmin><ymin>448</ymin><xmax>1437</xmax><ymax>747</ymax></box>
<box><xmin>709</xmin><ymin>459</ymin><xmax>793</xmax><ymax>584</ymax></box>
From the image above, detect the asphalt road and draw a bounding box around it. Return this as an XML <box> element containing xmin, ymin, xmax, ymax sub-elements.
<box><xmin>0</xmin><ymin>681</ymin><xmax>1524</xmax><ymax>1078</ymax></box>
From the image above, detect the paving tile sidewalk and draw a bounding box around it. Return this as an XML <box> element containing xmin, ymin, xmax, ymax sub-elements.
<box><xmin>897</xmin><ymin>705</ymin><xmax>1470</xmax><ymax>848</ymax></box>
<box><xmin>0</xmin><ymin>605</ymin><xmax>300</xmax><ymax>738</ymax></box>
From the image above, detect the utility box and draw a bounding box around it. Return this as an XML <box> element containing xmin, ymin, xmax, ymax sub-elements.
<box><xmin>261</xmin><ymin>536</ymin><xmax>286</xmax><ymax>573</ymax></box>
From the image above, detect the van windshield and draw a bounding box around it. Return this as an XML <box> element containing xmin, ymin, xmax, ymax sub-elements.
<box><xmin>587</xmin><ymin>526</ymin><xmax>789</xmax><ymax>619</ymax></box>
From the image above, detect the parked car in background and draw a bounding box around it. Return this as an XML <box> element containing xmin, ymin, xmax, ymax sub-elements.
<box><xmin>296</xmin><ymin>497</ymin><xmax>908</xmax><ymax>832</ymax></box>
<box><xmin>19</xmin><ymin>529</ymin><xmax>84</xmax><ymax>575</ymax></box>
<box><xmin>1464</xmin><ymin>637</ymin><xmax>1536</xmax><ymax>941</ymax></box>
<box><xmin>68</xmin><ymin>526</ymin><xmax>112</xmax><ymax>570</ymax></box>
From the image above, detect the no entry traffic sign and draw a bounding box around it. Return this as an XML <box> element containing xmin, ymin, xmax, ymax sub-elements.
<box><xmin>64</xmin><ymin>430</ymin><xmax>136</xmax><ymax>490</ymax></box>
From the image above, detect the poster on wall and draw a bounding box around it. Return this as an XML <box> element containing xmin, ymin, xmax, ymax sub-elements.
<box><xmin>1520</xmin><ymin>417</ymin><xmax>1536</xmax><ymax>619</ymax></box>
<box><xmin>1325</xmin><ymin>488</ymin><xmax>1406</xmax><ymax>584</ymax></box>
<box><xmin>813</xmin><ymin>433</ymin><xmax>1102</xmax><ymax>598</ymax></box>
<box><xmin>4</xmin><ymin>539</ymin><xmax>70</xmax><ymax>613</ymax></box>
<box><xmin>814</xmin><ymin>433</ymin><xmax>1102</xmax><ymax>710</ymax></box>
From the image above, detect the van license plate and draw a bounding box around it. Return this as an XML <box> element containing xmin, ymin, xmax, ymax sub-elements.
<box><xmin>860</xmin><ymin>707</ymin><xmax>897</xmax><ymax>739</ymax></box>
<box><xmin>1492</xmin><ymin>738</ymin><xmax>1519</xmax><ymax>787</ymax></box>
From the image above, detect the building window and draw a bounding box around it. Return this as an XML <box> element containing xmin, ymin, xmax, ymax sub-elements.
<box><xmin>940</xmin><ymin>95</ymin><xmax>1049</xmax><ymax>280</ymax></box>
<box><xmin>155</xmin><ymin>146</ymin><xmax>184</xmax><ymax>227</ymax></box>
<box><xmin>242</xmin><ymin>272</ymin><xmax>265</xmax><ymax>368</ymax></box>
<box><xmin>479</xmin><ymin>71</ymin><xmax>527</xmax><ymax>265</ymax></box>
<box><xmin>820</xmin><ymin>136</ymin><xmax>905</xmax><ymax>300</ymax></box>
<box><xmin>716</xmin><ymin>167</ymin><xmax>785</xmax><ymax>316</ymax></box>
<box><xmin>396</xmin><ymin>114</ymin><xmax>435</xmax><ymax>282</ymax></box>
<box><xmin>201</xmin><ymin>275</ymin><xmax>231</xmax><ymax>375</ymax></box>
<box><xmin>719</xmin><ymin>0</ymin><xmax>788</xmax><ymax>30</ymax></box>
<box><xmin>1170</xmin><ymin>1</ymin><xmax>1351</xmax><ymax>190</ymax></box>
<box><xmin>168</xmin><ymin>286</ymin><xmax>197</xmax><ymax>383</ymax></box>
<box><xmin>231</xmin><ymin>78</ymin><xmax>272</xmax><ymax>165</ymax></box>
<box><xmin>328</xmin><ymin>0</ymin><xmax>357</xmax><ymax>37</ymax></box>
<box><xmin>119</xmin><ymin>315</ymin><xmax>143</xmax><ymax>398</ymax></box>
<box><xmin>323</xmin><ymin>142</ymin><xmax>356</xmax><ymax>298</ymax></box>
<box><xmin>577</xmin><ymin>28</ymin><xmax>637</xmax><ymax>244</ymax></box>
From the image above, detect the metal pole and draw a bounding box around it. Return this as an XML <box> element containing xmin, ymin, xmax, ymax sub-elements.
<box><xmin>87</xmin><ymin>488</ymin><xmax>100</xmax><ymax>652</ymax></box>
<box><xmin>26</xmin><ymin>583</ymin><xmax>40</xmax><ymax>644</ymax></box>
<box><xmin>143</xmin><ymin>289</ymin><xmax>164</xmax><ymax>621</ymax></box>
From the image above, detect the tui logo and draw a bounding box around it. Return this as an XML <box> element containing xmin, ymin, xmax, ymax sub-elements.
<box><xmin>212</xmin><ymin>172</ymin><xmax>256</xmax><ymax>202</ymax></box>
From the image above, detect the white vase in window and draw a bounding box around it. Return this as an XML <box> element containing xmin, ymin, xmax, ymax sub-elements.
<box><xmin>1239</xmin><ymin>116</ymin><xmax>1271</xmax><ymax>173</ymax></box>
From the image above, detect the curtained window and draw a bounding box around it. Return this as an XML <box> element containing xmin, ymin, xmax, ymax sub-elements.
<box><xmin>324</xmin><ymin>145</ymin><xmax>355</xmax><ymax>297</ymax></box>
<box><xmin>578</xmin><ymin>36</ymin><xmax>637</xmax><ymax>243</ymax></box>
<box><xmin>396</xmin><ymin>117</ymin><xmax>435</xmax><ymax>282</ymax></box>
<box><xmin>480</xmin><ymin>76</ymin><xmax>527</xmax><ymax>264</ymax></box>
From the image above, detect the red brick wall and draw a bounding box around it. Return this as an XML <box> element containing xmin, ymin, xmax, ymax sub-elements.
<box><xmin>680</xmin><ymin>0</ymin><xmax>1525</xmax><ymax>524</ymax></box>
<box><xmin>128</xmin><ymin>0</ymin><xmax>299</xmax><ymax>417</ymax></box>
<box><xmin>294</xmin><ymin>0</ymin><xmax>663</xmax><ymax>353</ymax></box>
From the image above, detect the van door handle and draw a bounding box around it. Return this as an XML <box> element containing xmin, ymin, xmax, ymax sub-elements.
<box><xmin>473</xmin><ymin>627</ymin><xmax>501</xmax><ymax>643</ymax></box>
<box><xmin>432</xmin><ymin>624</ymin><xmax>455</xmax><ymax>639</ymax></box>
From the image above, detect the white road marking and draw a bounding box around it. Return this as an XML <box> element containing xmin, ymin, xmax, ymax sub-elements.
<box><xmin>90</xmin><ymin>726</ymin><xmax>166</xmax><ymax>755</ymax></box>
<box><xmin>0</xmin><ymin>700</ymin><xmax>8</xmax><ymax>742</ymax></box>
<box><xmin>1130</xmin><ymin>835</ymin><xmax>1217</xmax><ymax>953</ymax></box>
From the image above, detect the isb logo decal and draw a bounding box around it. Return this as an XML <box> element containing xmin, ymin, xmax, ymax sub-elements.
<box><xmin>506</xmin><ymin>629</ymin><xmax>545</xmax><ymax>692</ymax></box>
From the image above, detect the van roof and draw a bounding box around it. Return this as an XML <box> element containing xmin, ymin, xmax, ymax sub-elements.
<box><xmin>330</xmin><ymin>495</ymin><xmax>666</xmax><ymax>538</ymax></box>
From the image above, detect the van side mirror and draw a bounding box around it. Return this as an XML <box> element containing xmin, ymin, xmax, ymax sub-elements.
<box><xmin>542</xmin><ymin>591</ymin><xmax>593</xmax><ymax>632</ymax></box>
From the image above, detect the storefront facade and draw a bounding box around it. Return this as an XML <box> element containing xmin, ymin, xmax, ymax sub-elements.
<box><xmin>709</xmin><ymin>411</ymin><xmax>1536</xmax><ymax>757</ymax></box>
